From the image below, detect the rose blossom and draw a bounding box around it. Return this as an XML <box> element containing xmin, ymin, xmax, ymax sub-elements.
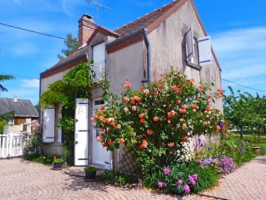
<box><xmin>132</xmin><ymin>106</ymin><xmax>137</xmax><ymax>111</ymax></box>
<box><xmin>177</xmin><ymin>180</ymin><xmax>183</xmax><ymax>185</ymax></box>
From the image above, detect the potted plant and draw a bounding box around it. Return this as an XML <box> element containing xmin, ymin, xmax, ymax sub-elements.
<box><xmin>53</xmin><ymin>156</ymin><xmax>64</xmax><ymax>170</ymax></box>
<box><xmin>84</xmin><ymin>165</ymin><xmax>97</xmax><ymax>181</ymax></box>
<box><xmin>252</xmin><ymin>146</ymin><xmax>261</xmax><ymax>154</ymax></box>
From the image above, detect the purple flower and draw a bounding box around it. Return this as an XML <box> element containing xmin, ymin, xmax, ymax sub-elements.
<box><xmin>192</xmin><ymin>174</ymin><xmax>198</xmax><ymax>180</ymax></box>
<box><xmin>184</xmin><ymin>184</ymin><xmax>190</xmax><ymax>193</ymax></box>
<box><xmin>158</xmin><ymin>182</ymin><xmax>163</xmax><ymax>188</ymax></box>
<box><xmin>200</xmin><ymin>143</ymin><xmax>204</xmax><ymax>147</ymax></box>
<box><xmin>163</xmin><ymin>168</ymin><xmax>170</xmax><ymax>175</ymax></box>
<box><xmin>218</xmin><ymin>121</ymin><xmax>224</xmax><ymax>127</ymax></box>
<box><xmin>198</xmin><ymin>138</ymin><xmax>202</xmax><ymax>143</ymax></box>
<box><xmin>177</xmin><ymin>180</ymin><xmax>183</xmax><ymax>185</ymax></box>
<box><xmin>188</xmin><ymin>175</ymin><xmax>196</xmax><ymax>185</ymax></box>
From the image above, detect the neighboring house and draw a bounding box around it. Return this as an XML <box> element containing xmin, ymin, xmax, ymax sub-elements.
<box><xmin>0</xmin><ymin>97</ymin><xmax>39</xmax><ymax>133</ymax></box>
<box><xmin>40</xmin><ymin>0</ymin><xmax>222</xmax><ymax>170</ymax></box>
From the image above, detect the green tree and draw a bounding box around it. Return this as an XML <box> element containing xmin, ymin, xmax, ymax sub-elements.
<box><xmin>57</xmin><ymin>34</ymin><xmax>79</xmax><ymax>60</ymax></box>
<box><xmin>0</xmin><ymin>75</ymin><xmax>14</xmax><ymax>93</ymax></box>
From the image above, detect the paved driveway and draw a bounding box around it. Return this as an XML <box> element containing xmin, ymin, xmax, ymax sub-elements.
<box><xmin>0</xmin><ymin>158</ymin><xmax>213</xmax><ymax>200</ymax></box>
<box><xmin>0</xmin><ymin>156</ymin><xmax>265</xmax><ymax>200</ymax></box>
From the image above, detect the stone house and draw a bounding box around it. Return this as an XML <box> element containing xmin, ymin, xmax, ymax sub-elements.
<box><xmin>40</xmin><ymin>0</ymin><xmax>222</xmax><ymax>170</ymax></box>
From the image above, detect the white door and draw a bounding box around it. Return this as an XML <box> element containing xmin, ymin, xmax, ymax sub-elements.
<box><xmin>92</xmin><ymin>99</ymin><xmax>112</xmax><ymax>170</ymax></box>
<box><xmin>74</xmin><ymin>99</ymin><xmax>89</xmax><ymax>166</ymax></box>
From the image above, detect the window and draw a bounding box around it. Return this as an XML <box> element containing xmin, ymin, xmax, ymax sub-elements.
<box><xmin>185</xmin><ymin>26</ymin><xmax>212</xmax><ymax>67</ymax></box>
<box><xmin>93</xmin><ymin>42</ymin><xmax>106</xmax><ymax>82</ymax></box>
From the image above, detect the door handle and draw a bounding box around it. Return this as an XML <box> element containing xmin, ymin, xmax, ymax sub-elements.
<box><xmin>75</xmin><ymin>141</ymin><xmax>78</xmax><ymax>144</ymax></box>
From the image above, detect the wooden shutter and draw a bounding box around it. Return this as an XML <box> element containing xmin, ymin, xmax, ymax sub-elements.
<box><xmin>43</xmin><ymin>109</ymin><xmax>55</xmax><ymax>143</ymax></box>
<box><xmin>198</xmin><ymin>36</ymin><xmax>212</xmax><ymax>66</ymax></box>
<box><xmin>185</xmin><ymin>26</ymin><xmax>194</xmax><ymax>61</ymax></box>
<box><xmin>93</xmin><ymin>42</ymin><xmax>105</xmax><ymax>82</ymax></box>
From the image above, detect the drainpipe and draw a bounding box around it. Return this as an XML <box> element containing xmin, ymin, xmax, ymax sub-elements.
<box><xmin>142</xmin><ymin>28</ymin><xmax>152</xmax><ymax>83</ymax></box>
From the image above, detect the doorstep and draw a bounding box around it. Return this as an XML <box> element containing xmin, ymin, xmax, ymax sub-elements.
<box><xmin>63</xmin><ymin>166</ymin><xmax>106</xmax><ymax>177</ymax></box>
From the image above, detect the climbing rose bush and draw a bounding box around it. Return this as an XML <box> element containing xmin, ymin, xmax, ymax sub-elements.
<box><xmin>93</xmin><ymin>69</ymin><xmax>223</xmax><ymax>176</ymax></box>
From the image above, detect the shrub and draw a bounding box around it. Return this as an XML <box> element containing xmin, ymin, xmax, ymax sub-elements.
<box><xmin>24</xmin><ymin>154</ymin><xmax>60</xmax><ymax>165</ymax></box>
<box><xmin>97</xmin><ymin>171</ymin><xmax>135</xmax><ymax>186</ymax></box>
<box><xmin>144</xmin><ymin>161</ymin><xmax>219</xmax><ymax>194</ymax></box>
<box><xmin>217</xmin><ymin>156</ymin><xmax>237</xmax><ymax>175</ymax></box>
<box><xmin>95</xmin><ymin>69</ymin><xmax>223</xmax><ymax>177</ymax></box>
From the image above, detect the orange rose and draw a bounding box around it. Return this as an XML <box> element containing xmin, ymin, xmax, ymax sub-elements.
<box><xmin>110</xmin><ymin>121</ymin><xmax>116</xmax><ymax>126</ymax></box>
<box><xmin>123</xmin><ymin>97</ymin><xmax>130</xmax><ymax>103</ymax></box>
<box><xmin>116</xmin><ymin>124</ymin><xmax>121</xmax><ymax>129</ymax></box>
<box><xmin>216</xmin><ymin>125</ymin><xmax>221</xmax><ymax>131</ymax></box>
<box><xmin>176</xmin><ymin>99</ymin><xmax>181</xmax><ymax>104</ymax></box>
<box><xmin>108</xmin><ymin>139</ymin><xmax>113</xmax><ymax>145</ymax></box>
<box><xmin>120</xmin><ymin>138</ymin><xmax>125</xmax><ymax>144</ymax></box>
<box><xmin>147</xmin><ymin>129</ymin><xmax>153</xmax><ymax>135</ymax></box>
<box><xmin>138</xmin><ymin>113</ymin><xmax>145</xmax><ymax>119</ymax></box>
<box><xmin>140</xmin><ymin>118</ymin><xmax>146</xmax><ymax>123</ymax></box>
<box><xmin>153</xmin><ymin>116</ymin><xmax>159</xmax><ymax>121</ymax></box>
<box><xmin>191</xmin><ymin>104</ymin><xmax>197</xmax><ymax>109</ymax></box>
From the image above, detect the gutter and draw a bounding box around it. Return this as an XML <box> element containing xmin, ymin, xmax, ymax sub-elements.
<box><xmin>40</xmin><ymin>53</ymin><xmax>87</xmax><ymax>77</ymax></box>
<box><xmin>142</xmin><ymin>28</ymin><xmax>152</xmax><ymax>83</ymax></box>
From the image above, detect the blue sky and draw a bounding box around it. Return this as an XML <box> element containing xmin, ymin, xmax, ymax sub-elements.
<box><xmin>0</xmin><ymin>0</ymin><xmax>266</xmax><ymax>105</ymax></box>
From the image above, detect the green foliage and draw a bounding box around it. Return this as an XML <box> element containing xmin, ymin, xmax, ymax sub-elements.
<box><xmin>0</xmin><ymin>111</ymin><xmax>15</xmax><ymax>121</ymax></box>
<box><xmin>57</xmin><ymin>33</ymin><xmax>79</xmax><ymax>60</ymax></box>
<box><xmin>54</xmin><ymin>158</ymin><xmax>64</xmax><ymax>163</ymax></box>
<box><xmin>0</xmin><ymin>74</ymin><xmax>14</xmax><ymax>92</ymax></box>
<box><xmin>24</xmin><ymin>128</ymin><xmax>42</xmax><ymax>155</ymax></box>
<box><xmin>24</xmin><ymin>154</ymin><xmax>59</xmax><ymax>165</ymax></box>
<box><xmin>95</xmin><ymin>69</ymin><xmax>223</xmax><ymax>177</ymax></box>
<box><xmin>84</xmin><ymin>166</ymin><xmax>97</xmax><ymax>173</ymax></box>
<box><xmin>40</xmin><ymin>61</ymin><xmax>96</xmax><ymax>165</ymax></box>
<box><xmin>224</xmin><ymin>87</ymin><xmax>266</xmax><ymax>140</ymax></box>
<box><xmin>97</xmin><ymin>171</ymin><xmax>135</xmax><ymax>186</ymax></box>
<box><xmin>0</xmin><ymin>120</ymin><xmax>7</xmax><ymax>134</ymax></box>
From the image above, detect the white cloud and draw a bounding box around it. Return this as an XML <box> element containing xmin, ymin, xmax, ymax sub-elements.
<box><xmin>12</xmin><ymin>42</ymin><xmax>37</xmax><ymax>56</ymax></box>
<box><xmin>22</xmin><ymin>79</ymin><xmax>39</xmax><ymax>88</ymax></box>
<box><xmin>212</xmin><ymin>27</ymin><xmax>266</xmax><ymax>79</ymax></box>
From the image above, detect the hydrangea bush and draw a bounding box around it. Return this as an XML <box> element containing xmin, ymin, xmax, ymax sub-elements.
<box><xmin>94</xmin><ymin>69</ymin><xmax>223</xmax><ymax>177</ymax></box>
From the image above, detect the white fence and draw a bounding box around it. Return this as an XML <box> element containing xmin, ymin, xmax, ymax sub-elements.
<box><xmin>0</xmin><ymin>133</ymin><xmax>31</xmax><ymax>158</ymax></box>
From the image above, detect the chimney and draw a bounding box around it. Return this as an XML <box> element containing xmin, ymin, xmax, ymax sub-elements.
<box><xmin>13</xmin><ymin>95</ymin><xmax>18</xmax><ymax>103</ymax></box>
<box><xmin>78</xmin><ymin>14</ymin><xmax>96</xmax><ymax>47</ymax></box>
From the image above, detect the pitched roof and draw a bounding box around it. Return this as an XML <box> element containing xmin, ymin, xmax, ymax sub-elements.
<box><xmin>42</xmin><ymin>45</ymin><xmax>89</xmax><ymax>74</ymax></box>
<box><xmin>115</xmin><ymin>0</ymin><xmax>182</xmax><ymax>37</ymax></box>
<box><xmin>0</xmin><ymin>98</ymin><xmax>38</xmax><ymax>118</ymax></box>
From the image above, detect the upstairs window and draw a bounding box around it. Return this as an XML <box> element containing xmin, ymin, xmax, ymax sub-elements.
<box><xmin>185</xmin><ymin>26</ymin><xmax>212</xmax><ymax>68</ymax></box>
<box><xmin>93</xmin><ymin>42</ymin><xmax>105</xmax><ymax>82</ymax></box>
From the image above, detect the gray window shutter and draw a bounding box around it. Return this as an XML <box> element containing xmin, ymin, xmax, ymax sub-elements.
<box><xmin>43</xmin><ymin>109</ymin><xmax>55</xmax><ymax>143</ymax></box>
<box><xmin>198</xmin><ymin>36</ymin><xmax>212</xmax><ymax>66</ymax></box>
<box><xmin>185</xmin><ymin>26</ymin><xmax>194</xmax><ymax>61</ymax></box>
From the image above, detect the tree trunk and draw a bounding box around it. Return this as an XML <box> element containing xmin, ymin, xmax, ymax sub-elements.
<box><xmin>240</xmin><ymin>125</ymin><xmax>244</xmax><ymax>139</ymax></box>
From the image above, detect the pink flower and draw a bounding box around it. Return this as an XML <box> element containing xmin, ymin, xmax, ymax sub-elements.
<box><xmin>124</xmin><ymin>107</ymin><xmax>129</xmax><ymax>112</ymax></box>
<box><xmin>164</xmin><ymin>168</ymin><xmax>170</xmax><ymax>175</ymax></box>
<box><xmin>177</xmin><ymin>180</ymin><xmax>183</xmax><ymax>185</ymax></box>
<box><xmin>158</xmin><ymin>182</ymin><xmax>163</xmax><ymax>188</ymax></box>
<box><xmin>143</xmin><ymin>89</ymin><xmax>149</xmax><ymax>94</ymax></box>
<box><xmin>90</xmin><ymin>117</ymin><xmax>95</xmax><ymax>122</ymax></box>
<box><xmin>132</xmin><ymin>106</ymin><xmax>137</xmax><ymax>111</ymax></box>
<box><xmin>184</xmin><ymin>184</ymin><xmax>190</xmax><ymax>193</ymax></box>
<box><xmin>200</xmin><ymin>165</ymin><xmax>205</xmax><ymax>169</ymax></box>
<box><xmin>188</xmin><ymin>176</ymin><xmax>196</xmax><ymax>185</ymax></box>
<box><xmin>198</xmin><ymin>159</ymin><xmax>203</xmax><ymax>164</ymax></box>
<box><xmin>192</xmin><ymin>174</ymin><xmax>198</xmax><ymax>180</ymax></box>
